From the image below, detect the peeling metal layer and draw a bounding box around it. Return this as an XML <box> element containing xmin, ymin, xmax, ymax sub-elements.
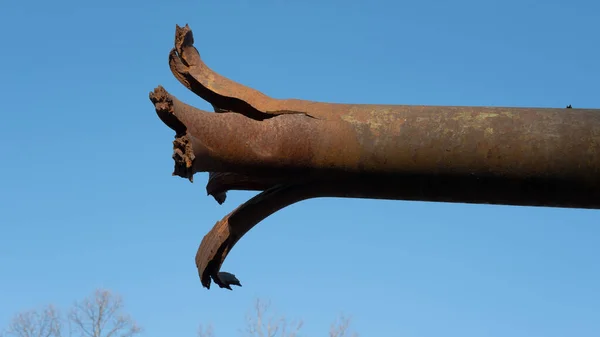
<box><xmin>196</xmin><ymin>170</ymin><xmax>600</xmax><ymax>289</ymax></box>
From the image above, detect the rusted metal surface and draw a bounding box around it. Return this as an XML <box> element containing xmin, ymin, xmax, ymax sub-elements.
<box><xmin>151</xmin><ymin>85</ymin><xmax>600</xmax><ymax>207</ymax></box>
<box><xmin>150</xmin><ymin>24</ymin><xmax>600</xmax><ymax>290</ymax></box>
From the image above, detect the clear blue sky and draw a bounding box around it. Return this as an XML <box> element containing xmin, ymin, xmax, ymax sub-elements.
<box><xmin>1</xmin><ymin>0</ymin><xmax>599</xmax><ymax>336</ymax></box>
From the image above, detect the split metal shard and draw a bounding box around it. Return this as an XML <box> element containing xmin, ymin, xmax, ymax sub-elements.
<box><xmin>149</xmin><ymin>24</ymin><xmax>600</xmax><ymax>290</ymax></box>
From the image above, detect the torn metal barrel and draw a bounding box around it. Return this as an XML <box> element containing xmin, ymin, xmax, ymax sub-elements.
<box><xmin>149</xmin><ymin>24</ymin><xmax>600</xmax><ymax>290</ymax></box>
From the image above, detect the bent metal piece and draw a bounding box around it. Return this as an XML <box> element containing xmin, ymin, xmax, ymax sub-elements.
<box><xmin>150</xmin><ymin>24</ymin><xmax>600</xmax><ymax>290</ymax></box>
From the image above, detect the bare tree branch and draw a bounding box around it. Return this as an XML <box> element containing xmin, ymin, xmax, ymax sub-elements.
<box><xmin>241</xmin><ymin>299</ymin><xmax>303</xmax><ymax>337</ymax></box>
<box><xmin>3</xmin><ymin>305</ymin><xmax>62</xmax><ymax>337</ymax></box>
<box><xmin>197</xmin><ymin>324</ymin><xmax>214</xmax><ymax>337</ymax></box>
<box><xmin>68</xmin><ymin>290</ymin><xmax>142</xmax><ymax>337</ymax></box>
<box><xmin>329</xmin><ymin>314</ymin><xmax>358</xmax><ymax>337</ymax></box>
<box><xmin>2</xmin><ymin>290</ymin><xmax>141</xmax><ymax>337</ymax></box>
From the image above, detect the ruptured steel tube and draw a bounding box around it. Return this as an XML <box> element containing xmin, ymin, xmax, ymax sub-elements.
<box><xmin>150</xmin><ymin>24</ymin><xmax>600</xmax><ymax>290</ymax></box>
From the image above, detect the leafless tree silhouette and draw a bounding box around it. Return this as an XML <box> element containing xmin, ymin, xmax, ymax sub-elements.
<box><xmin>2</xmin><ymin>290</ymin><xmax>141</xmax><ymax>337</ymax></box>
<box><xmin>197</xmin><ymin>299</ymin><xmax>357</xmax><ymax>337</ymax></box>
<box><xmin>2</xmin><ymin>305</ymin><xmax>62</xmax><ymax>337</ymax></box>
<box><xmin>68</xmin><ymin>289</ymin><xmax>142</xmax><ymax>337</ymax></box>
